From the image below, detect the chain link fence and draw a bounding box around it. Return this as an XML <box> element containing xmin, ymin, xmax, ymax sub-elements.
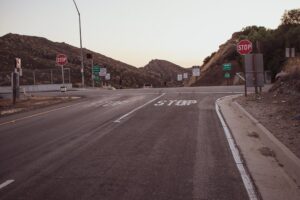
<box><xmin>0</xmin><ymin>68</ymin><xmax>71</xmax><ymax>86</ymax></box>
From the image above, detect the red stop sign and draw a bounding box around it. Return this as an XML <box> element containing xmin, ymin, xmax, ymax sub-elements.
<box><xmin>237</xmin><ymin>40</ymin><xmax>253</xmax><ymax>55</ymax></box>
<box><xmin>56</xmin><ymin>54</ymin><xmax>68</xmax><ymax>66</ymax></box>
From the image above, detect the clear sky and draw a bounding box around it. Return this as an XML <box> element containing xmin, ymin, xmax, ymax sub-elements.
<box><xmin>0</xmin><ymin>0</ymin><xmax>299</xmax><ymax>68</ymax></box>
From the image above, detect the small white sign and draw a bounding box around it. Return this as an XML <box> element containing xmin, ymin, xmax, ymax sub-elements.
<box><xmin>15</xmin><ymin>58</ymin><xmax>21</xmax><ymax>69</ymax></box>
<box><xmin>183</xmin><ymin>73</ymin><xmax>188</xmax><ymax>79</ymax></box>
<box><xmin>177</xmin><ymin>74</ymin><xmax>183</xmax><ymax>81</ymax></box>
<box><xmin>105</xmin><ymin>73</ymin><xmax>111</xmax><ymax>80</ymax></box>
<box><xmin>291</xmin><ymin>48</ymin><xmax>295</xmax><ymax>58</ymax></box>
<box><xmin>192</xmin><ymin>67</ymin><xmax>200</xmax><ymax>77</ymax></box>
<box><xmin>99</xmin><ymin>68</ymin><xmax>107</xmax><ymax>76</ymax></box>
<box><xmin>286</xmin><ymin>48</ymin><xmax>290</xmax><ymax>58</ymax></box>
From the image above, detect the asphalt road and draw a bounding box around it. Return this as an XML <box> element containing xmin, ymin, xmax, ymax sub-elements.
<box><xmin>0</xmin><ymin>86</ymin><xmax>251</xmax><ymax>200</ymax></box>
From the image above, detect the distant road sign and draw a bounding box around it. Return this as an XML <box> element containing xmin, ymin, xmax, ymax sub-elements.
<box><xmin>99</xmin><ymin>68</ymin><xmax>107</xmax><ymax>76</ymax></box>
<box><xmin>183</xmin><ymin>73</ymin><xmax>188</xmax><ymax>79</ymax></box>
<box><xmin>92</xmin><ymin>65</ymin><xmax>100</xmax><ymax>73</ymax></box>
<box><xmin>177</xmin><ymin>74</ymin><xmax>183</xmax><ymax>81</ymax></box>
<box><xmin>237</xmin><ymin>40</ymin><xmax>253</xmax><ymax>55</ymax></box>
<box><xmin>223</xmin><ymin>63</ymin><xmax>232</xmax><ymax>71</ymax></box>
<box><xmin>56</xmin><ymin>54</ymin><xmax>68</xmax><ymax>66</ymax></box>
<box><xmin>105</xmin><ymin>73</ymin><xmax>111</xmax><ymax>80</ymax></box>
<box><xmin>192</xmin><ymin>66</ymin><xmax>200</xmax><ymax>76</ymax></box>
<box><xmin>224</xmin><ymin>72</ymin><xmax>231</xmax><ymax>79</ymax></box>
<box><xmin>15</xmin><ymin>58</ymin><xmax>21</xmax><ymax>69</ymax></box>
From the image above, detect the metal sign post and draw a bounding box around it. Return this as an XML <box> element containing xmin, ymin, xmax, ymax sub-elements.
<box><xmin>12</xmin><ymin>58</ymin><xmax>21</xmax><ymax>104</ymax></box>
<box><xmin>86</xmin><ymin>53</ymin><xmax>94</xmax><ymax>87</ymax></box>
<box><xmin>237</xmin><ymin>40</ymin><xmax>253</xmax><ymax>97</ymax></box>
<box><xmin>252</xmin><ymin>54</ymin><xmax>258</xmax><ymax>94</ymax></box>
<box><xmin>92</xmin><ymin>65</ymin><xmax>101</xmax><ymax>86</ymax></box>
<box><xmin>56</xmin><ymin>54</ymin><xmax>68</xmax><ymax>86</ymax></box>
<box><xmin>12</xmin><ymin>72</ymin><xmax>17</xmax><ymax>105</ymax></box>
<box><xmin>61</xmin><ymin>65</ymin><xmax>65</xmax><ymax>84</ymax></box>
<box><xmin>222</xmin><ymin>63</ymin><xmax>232</xmax><ymax>86</ymax></box>
<box><xmin>91</xmin><ymin>59</ymin><xmax>94</xmax><ymax>87</ymax></box>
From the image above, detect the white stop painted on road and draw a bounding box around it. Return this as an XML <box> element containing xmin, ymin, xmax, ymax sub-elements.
<box><xmin>154</xmin><ymin>100</ymin><xmax>197</xmax><ymax>106</ymax></box>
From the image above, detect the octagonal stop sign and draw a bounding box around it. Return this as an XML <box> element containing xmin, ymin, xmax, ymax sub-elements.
<box><xmin>56</xmin><ymin>54</ymin><xmax>68</xmax><ymax>66</ymax></box>
<box><xmin>237</xmin><ymin>40</ymin><xmax>253</xmax><ymax>55</ymax></box>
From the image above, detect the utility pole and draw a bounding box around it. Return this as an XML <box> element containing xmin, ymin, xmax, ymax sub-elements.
<box><xmin>72</xmin><ymin>0</ymin><xmax>84</xmax><ymax>87</ymax></box>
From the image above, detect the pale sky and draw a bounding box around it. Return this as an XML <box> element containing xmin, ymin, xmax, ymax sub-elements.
<box><xmin>0</xmin><ymin>0</ymin><xmax>299</xmax><ymax>68</ymax></box>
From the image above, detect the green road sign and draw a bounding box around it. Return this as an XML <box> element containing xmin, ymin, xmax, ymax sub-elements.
<box><xmin>223</xmin><ymin>63</ymin><xmax>232</xmax><ymax>71</ymax></box>
<box><xmin>92</xmin><ymin>65</ymin><xmax>100</xmax><ymax>73</ymax></box>
<box><xmin>224</xmin><ymin>72</ymin><xmax>231</xmax><ymax>79</ymax></box>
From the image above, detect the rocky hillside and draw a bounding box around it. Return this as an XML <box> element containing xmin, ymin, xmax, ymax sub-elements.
<box><xmin>191</xmin><ymin>9</ymin><xmax>300</xmax><ymax>86</ymax></box>
<box><xmin>0</xmin><ymin>33</ymin><xmax>187</xmax><ymax>88</ymax></box>
<box><xmin>140</xmin><ymin>59</ymin><xmax>190</xmax><ymax>87</ymax></box>
<box><xmin>189</xmin><ymin>32</ymin><xmax>243</xmax><ymax>86</ymax></box>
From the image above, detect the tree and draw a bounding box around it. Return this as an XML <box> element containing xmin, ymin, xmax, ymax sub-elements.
<box><xmin>281</xmin><ymin>9</ymin><xmax>300</xmax><ymax>25</ymax></box>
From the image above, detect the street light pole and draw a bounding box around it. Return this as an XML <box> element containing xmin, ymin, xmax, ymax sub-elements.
<box><xmin>72</xmin><ymin>0</ymin><xmax>84</xmax><ymax>87</ymax></box>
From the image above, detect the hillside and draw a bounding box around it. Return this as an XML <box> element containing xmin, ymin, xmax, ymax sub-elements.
<box><xmin>0</xmin><ymin>33</ymin><xmax>186</xmax><ymax>88</ymax></box>
<box><xmin>140</xmin><ymin>59</ymin><xmax>190</xmax><ymax>87</ymax></box>
<box><xmin>189</xmin><ymin>32</ymin><xmax>242</xmax><ymax>86</ymax></box>
<box><xmin>191</xmin><ymin>9</ymin><xmax>300</xmax><ymax>86</ymax></box>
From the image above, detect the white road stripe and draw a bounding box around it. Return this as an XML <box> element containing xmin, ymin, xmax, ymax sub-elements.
<box><xmin>114</xmin><ymin>93</ymin><xmax>166</xmax><ymax>123</ymax></box>
<box><xmin>215</xmin><ymin>98</ymin><xmax>258</xmax><ymax>200</ymax></box>
<box><xmin>0</xmin><ymin>101</ymin><xmax>84</xmax><ymax>126</ymax></box>
<box><xmin>168</xmin><ymin>91</ymin><xmax>243</xmax><ymax>94</ymax></box>
<box><xmin>0</xmin><ymin>180</ymin><xmax>14</xmax><ymax>190</ymax></box>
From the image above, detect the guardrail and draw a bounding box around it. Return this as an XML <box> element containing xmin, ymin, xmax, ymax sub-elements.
<box><xmin>0</xmin><ymin>84</ymin><xmax>73</xmax><ymax>94</ymax></box>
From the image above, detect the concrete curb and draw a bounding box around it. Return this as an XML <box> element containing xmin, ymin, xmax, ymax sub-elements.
<box><xmin>232</xmin><ymin>101</ymin><xmax>300</xmax><ymax>186</ymax></box>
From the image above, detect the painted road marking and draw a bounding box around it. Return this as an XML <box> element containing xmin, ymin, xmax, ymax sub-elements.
<box><xmin>103</xmin><ymin>100</ymin><xmax>129</xmax><ymax>107</ymax></box>
<box><xmin>154</xmin><ymin>100</ymin><xmax>197</xmax><ymax>106</ymax></box>
<box><xmin>0</xmin><ymin>180</ymin><xmax>14</xmax><ymax>190</ymax></box>
<box><xmin>114</xmin><ymin>93</ymin><xmax>166</xmax><ymax>123</ymax></box>
<box><xmin>215</xmin><ymin>98</ymin><xmax>258</xmax><ymax>200</ymax></box>
<box><xmin>0</xmin><ymin>101</ymin><xmax>84</xmax><ymax>126</ymax></box>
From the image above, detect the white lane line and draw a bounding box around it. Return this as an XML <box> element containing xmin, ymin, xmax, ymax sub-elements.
<box><xmin>114</xmin><ymin>93</ymin><xmax>166</xmax><ymax>123</ymax></box>
<box><xmin>0</xmin><ymin>101</ymin><xmax>84</xmax><ymax>126</ymax></box>
<box><xmin>215</xmin><ymin>98</ymin><xmax>258</xmax><ymax>200</ymax></box>
<box><xmin>168</xmin><ymin>91</ymin><xmax>243</xmax><ymax>94</ymax></box>
<box><xmin>0</xmin><ymin>180</ymin><xmax>14</xmax><ymax>190</ymax></box>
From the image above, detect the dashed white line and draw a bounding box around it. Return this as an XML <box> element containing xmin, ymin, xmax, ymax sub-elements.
<box><xmin>114</xmin><ymin>93</ymin><xmax>166</xmax><ymax>123</ymax></box>
<box><xmin>0</xmin><ymin>180</ymin><xmax>14</xmax><ymax>190</ymax></box>
<box><xmin>215</xmin><ymin>98</ymin><xmax>258</xmax><ymax>200</ymax></box>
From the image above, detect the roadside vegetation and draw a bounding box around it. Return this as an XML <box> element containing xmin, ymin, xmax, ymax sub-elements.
<box><xmin>239</xmin><ymin>9</ymin><xmax>300</xmax><ymax>80</ymax></box>
<box><xmin>201</xmin><ymin>9</ymin><xmax>300</xmax><ymax>82</ymax></box>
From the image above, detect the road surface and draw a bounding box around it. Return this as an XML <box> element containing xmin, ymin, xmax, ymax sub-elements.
<box><xmin>0</xmin><ymin>86</ymin><xmax>253</xmax><ymax>200</ymax></box>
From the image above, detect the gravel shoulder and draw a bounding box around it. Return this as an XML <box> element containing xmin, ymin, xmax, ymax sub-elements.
<box><xmin>236</xmin><ymin>92</ymin><xmax>300</xmax><ymax>159</ymax></box>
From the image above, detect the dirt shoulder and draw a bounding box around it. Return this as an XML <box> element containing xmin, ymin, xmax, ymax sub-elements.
<box><xmin>0</xmin><ymin>96</ymin><xmax>82</xmax><ymax>117</ymax></box>
<box><xmin>236</xmin><ymin>92</ymin><xmax>300</xmax><ymax>159</ymax></box>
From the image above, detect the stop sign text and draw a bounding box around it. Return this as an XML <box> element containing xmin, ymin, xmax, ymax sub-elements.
<box><xmin>237</xmin><ymin>40</ymin><xmax>253</xmax><ymax>55</ymax></box>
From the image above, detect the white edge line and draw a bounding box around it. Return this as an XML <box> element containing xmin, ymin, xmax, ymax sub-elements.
<box><xmin>215</xmin><ymin>98</ymin><xmax>259</xmax><ymax>200</ymax></box>
<box><xmin>0</xmin><ymin>101</ymin><xmax>84</xmax><ymax>126</ymax></box>
<box><xmin>0</xmin><ymin>180</ymin><xmax>14</xmax><ymax>190</ymax></box>
<box><xmin>113</xmin><ymin>93</ymin><xmax>166</xmax><ymax>123</ymax></box>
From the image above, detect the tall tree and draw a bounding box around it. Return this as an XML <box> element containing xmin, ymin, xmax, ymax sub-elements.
<box><xmin>281</xmin><ymin>9</ymin><xmax>300</xmax><ymax>25</ymax></box>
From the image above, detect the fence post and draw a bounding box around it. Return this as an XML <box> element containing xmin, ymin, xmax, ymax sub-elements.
<box><xmin>33</xmin><ymin>70</ymin><xmax>36</xmax><ymax>85</ymax></box>
<box><xmin>50</xmin><ymin>69</ymin><xmax>53</xmax><ymax>84</ymax></box>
